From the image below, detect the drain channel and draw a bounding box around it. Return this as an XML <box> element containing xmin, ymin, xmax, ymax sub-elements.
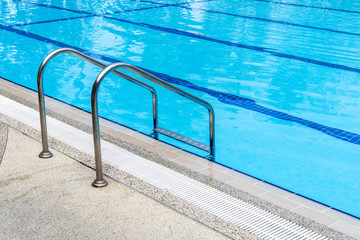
<box><xmin>102</xmin><ymin>144</ymin><xmax>330</xmax><ymax>240</ymax></box>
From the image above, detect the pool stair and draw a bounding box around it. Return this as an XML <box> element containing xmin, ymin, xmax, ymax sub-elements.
<box><xmin>152</xmin><ymin>127</ymin><xmax>211</xmax><ymax>152</ymax></box>
<box><xmin>36</xmin><ymin>48</ymin><xmax>215</xmax><ymax>187</ymax></box>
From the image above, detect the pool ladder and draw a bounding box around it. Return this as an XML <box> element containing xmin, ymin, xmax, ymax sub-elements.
<box><xmin>37</xmin><ymin>48</ymin><xmax>215</xmax><ymax>187</ymax></box>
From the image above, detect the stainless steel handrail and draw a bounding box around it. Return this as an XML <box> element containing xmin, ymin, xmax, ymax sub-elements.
<box><xmin>38</xmin><ymin>48</ymin><xmax>215</xmax><ymax>188</ymax></box>
<box><xmin>91</xmin><ymin>62</ymin><xmax>215</xmax><ymax>187</ymax></box>
<box><xmin>37</xmin><ymin>48</ymin><xmax>158</xmax><ymax>186</ymax></box>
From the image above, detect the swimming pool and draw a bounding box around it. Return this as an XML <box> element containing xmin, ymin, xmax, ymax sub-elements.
<box><xmin>1</xmin><ymin>0</ymin><xmax>360</xmax><ymax>218</ymax></box>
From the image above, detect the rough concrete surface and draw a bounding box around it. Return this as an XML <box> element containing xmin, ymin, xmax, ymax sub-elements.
<box><xmin>0</xmin><ymin>122</ymin><xmax>8</xmax><ymax>164</ymax></box>
<box><xmin>0</xmin><ymin>128</ymin><xmax>231</xmax><ymax>240</ymax></box>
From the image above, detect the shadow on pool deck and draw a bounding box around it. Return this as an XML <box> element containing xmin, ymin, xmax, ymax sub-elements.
<box><xmin>0</xmin><ymin>125</ymin><xmax>232</xmax><ymax>240</ymax></box>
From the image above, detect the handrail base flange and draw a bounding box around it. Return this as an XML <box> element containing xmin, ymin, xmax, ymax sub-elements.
<box><xmin>92</xmin><ymin>179</ymin><xmax>108</xmax><ymax>188</ymax></box>
<box><xmin>39</xmin><ymin>151</ymin><xmax>53</xmax><ymax>158</ymax></box>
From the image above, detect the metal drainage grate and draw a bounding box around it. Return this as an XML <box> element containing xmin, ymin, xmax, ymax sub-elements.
<box><xmin>103</xmin><ymin>147</ymin><xmax>330</xmax><ymax>240</ymax></box>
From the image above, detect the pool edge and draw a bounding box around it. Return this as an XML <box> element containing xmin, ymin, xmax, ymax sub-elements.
<box><xmin>1</xmin><ymin>77</ymin><xmax>359</xmax><ymax>239</ymax></box>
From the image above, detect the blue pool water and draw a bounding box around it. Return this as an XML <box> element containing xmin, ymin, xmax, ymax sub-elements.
<box><xmin>1</xmin><ymin>0</ymin><xmax>360</xmax><ymax>218</ymax></box>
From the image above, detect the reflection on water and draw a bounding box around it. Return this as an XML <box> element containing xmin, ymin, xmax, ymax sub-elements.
<box><xmin>2</xmin><ymin>0</ymin><xmax>360</xmax><ymax>143</ymax></box>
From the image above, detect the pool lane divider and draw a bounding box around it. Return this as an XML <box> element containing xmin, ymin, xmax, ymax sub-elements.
<box><xmin>1</xmin><ymin>23</ymin><xmax>360</xmax><ymax>145</ymax></box>
<box><xmin>16</xmin><ymin>0</ymin><xmax>360</xmax><ymax>38</ymax></box>
<box><xmin>12</xmin><ymin>0</ymin><xmax>93</xmax><ymax>15</ymax></box>
<box><xmin>9</xmin><ymin>15</ymin><xmax>96</xmax><ymax>28</ymax></box>
<box><xmin>10</xmin><ymin>0</ymin><xmax>174</xmax><ymax>27</ymax></box>
<box><xmin>102</xmin><ymin>15</ymin><xmax>360</xmax><ymax>75</ymax></box>
<box><xmin>10</xmin><ymin>2</ymin><xmax>191</xmax><ymax>28</ymax></box>
<box><xmin>8</xmin><ymin>0</ymin><xmax>215</xmax><ymax>29</ymax></box>
<box><xmin>132</xmin><ymin>0</ymin><xmax>215</xmax><ymax>6</ymax></box>
<box><xmin>13</xmin><ymin>0</ymin><xmax>213</xmax><ymax>17</ymax></box>
<box><xmin>253</xmin><ymin>0</ymin><xmax>360</xmax><ymax>15</ymax></box>
<box><xmin>14</xmin><ymin>0</ymin><xmax>360</xmax><ymax>44</ymax></box>
<box><xmin>177</xmin><ymin>6</ymin><xmax>360</xmax><ymax>37</ymax></box>
<box><xmin>127</xmin><ymin>0</ymin><xmax>360</xmax><ymax>37</ymax></box>
<box><xmin>13</xmin><ymin>0</ymin><xmax>360</xmax><ymax>75</ymax></box>
<box><xmin>9</xmin><ymin>2</ymin><xmax>176</xmax><ymax>28</ymax></box>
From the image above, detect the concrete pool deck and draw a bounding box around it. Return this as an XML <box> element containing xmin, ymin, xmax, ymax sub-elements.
<box><xmin>1</xmin><ymin>78</ymin><xmax>360</xmax><ymax>239</ymax></box>
<box><xmin>0</xmin><ymin>124</ymin><xmax>232</xmax><ymax>239</ymax></box>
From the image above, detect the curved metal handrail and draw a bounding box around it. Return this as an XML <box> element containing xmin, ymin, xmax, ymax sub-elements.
<box><xmin>91</xmin><ymin>62</ymin><xmax>215</xmax><ymax>187</ymax></box>
<box><xmin>115</xmin><ymin>63</ymin><xmax>215</xmax><ymax>157</ymax></box>
<box><xmin>37</xmin><ymin>48</ymin><xmax>158</xmax><ymax>172</ymax></box>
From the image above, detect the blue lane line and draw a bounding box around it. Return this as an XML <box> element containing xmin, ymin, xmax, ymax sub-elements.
<box><xmin>8</xmin><ymin>5</ymin><xmax>173</xmax><ymax>28</ymax></box>
<box><xmin>9</xmin><ymin>0</ymin><xmax>212</xmax><ymax>28</ymax></box>
<box><xmin>129</xmin><ymin>0</ymin><xmax>360</xmax><ymax>37</ymax></box>
<box><xmin>177</xmin><ymin>6</ymin><xmax>360</xmax><ymax>37</ymax></box>
<box><xmin>0</xmin><ymin>24</ymin><xmax>117</xmax><ymax>62</ymax></box>
<box><xmin>103</xmin><ymin>15</ymin><xmax>360</xmax><ymax>74</ymax></box>
<box><xmin>13</xmin><ymin>0</ymin><xmax>166</xmax><ymax>16</ymax></box>
<box><xmin>12</xmin><ymin>0</ymin><xmax>93</xmax><ymax>15</ymax></box>
<box><xmin>1</xmin><ymin>23</ymin><xmax>360</xmax><ymax>145</ymax></box>
<box><xmin>104</xmin><ymin>15</ymin><xmax>277</xmax><ymax>52</ymax></box>
<box><xmin>14</xmin><ymin>0</ymin><xmax>212</xmax><ymax>16</ymax></box>
<box><xmin>9</xmin><ymin>1</ymin><xmax>360</xmax><ymax>73</ymax></box>
<box><xmin>9</xmin><ymin>15</ymin><xmax>95</xmax><ymax>28</ymax></box>
<box><xmin>131</xmin><ymin>0</ymin><xmax>214</xmax><ymax>5</ymax></box>
<box><xmin>253</xmin><ymin>0</ymin><xmax>360</xmax><ymax>14</ymax></box>
<box><xmin>13</xmin><ymin>0</ymin><xmax>360</xmax><ymax>38</ymax></box>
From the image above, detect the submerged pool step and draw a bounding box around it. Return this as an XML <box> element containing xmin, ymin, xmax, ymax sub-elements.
<box><xmin>154</xmin><ymin>127</ymin><xmax>210</xmax><ymax>152</ymax></box>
